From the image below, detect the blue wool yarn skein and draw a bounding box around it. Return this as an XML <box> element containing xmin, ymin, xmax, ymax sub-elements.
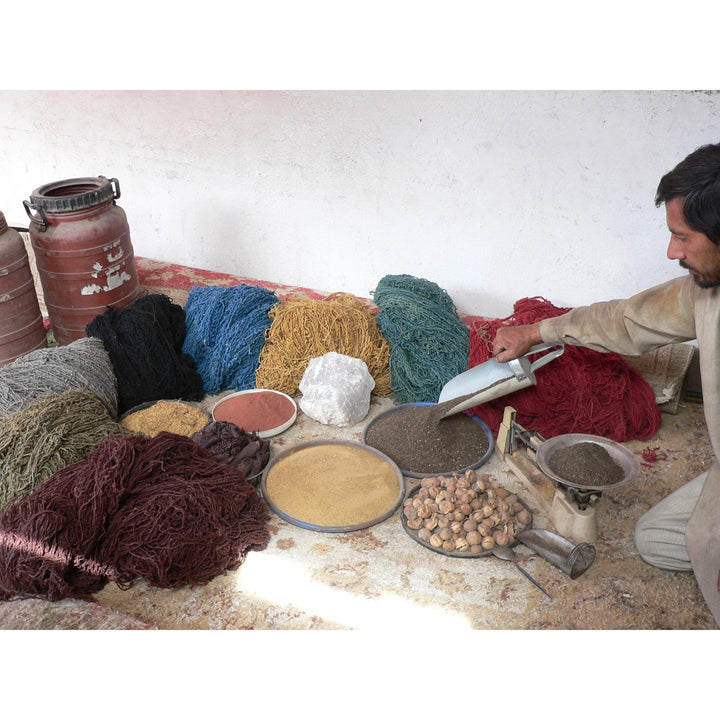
<box><xmin>182</xmin><ymin>284</ymin><xmax>279</xmax><ymax>394</ymax></box>
<box><xmin>372</xmin><ymin>274</ymin><xmax>469</xmax><ymax>403</ymax></box>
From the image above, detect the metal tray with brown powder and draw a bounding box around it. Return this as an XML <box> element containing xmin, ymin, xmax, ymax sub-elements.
<box><xmin>363</xmin><ymin>401</ymin><xmax>495</xmax><ymax>479</ymax></box>
<box><xmin>260</xmin><ymin>439</ymin><xmax>405</xmax><ymax>533</ymax></box>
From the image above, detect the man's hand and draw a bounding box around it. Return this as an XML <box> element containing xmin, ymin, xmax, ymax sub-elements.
<box><xmin>492</xmin><ymin>324</ymin><xmax>543</xmax><ymax>362</ymax></box>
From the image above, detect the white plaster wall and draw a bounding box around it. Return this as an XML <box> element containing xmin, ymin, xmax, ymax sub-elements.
<box><xmin>1</xmin><ymin>90</ymin><xmax>719</xmax><ymax>318</ymax></box>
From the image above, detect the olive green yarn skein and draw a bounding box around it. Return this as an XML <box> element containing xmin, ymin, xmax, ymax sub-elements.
<box><xmin>0</xmin><ymin>389</ymin><xmax>131</xmax><ymax>510</ymax></box>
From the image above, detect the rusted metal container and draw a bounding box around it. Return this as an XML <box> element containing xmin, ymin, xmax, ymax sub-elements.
<box><xmin>23</xmin><ymin>176</ymin><xmax>140</xmax><ymax>345</ymax></box>
<box><xmin>0</xmin><ymin>211</ymin><xmax>48</xmax><ymax>366</ymax></box>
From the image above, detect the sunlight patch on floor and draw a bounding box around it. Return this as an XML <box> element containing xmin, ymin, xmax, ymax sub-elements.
<box><xmin>237</xmin><ymin>552</ymin><xmax>472</xmax><ymax>631</ymax></box>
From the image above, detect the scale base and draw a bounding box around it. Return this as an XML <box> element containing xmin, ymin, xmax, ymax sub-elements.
<box><xmin>498</xmin><ymin>406</ymin><xmax>600</xmax><ymax>545</ymax></box>
<box><xmin>549</xmin><ymin>488</ymin><xmax>599</xmax><ymax>544</ymax></box>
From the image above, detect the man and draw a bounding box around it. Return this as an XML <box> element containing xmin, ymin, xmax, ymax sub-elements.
<box><xmin>492</xmin><ymin>143</ymin><xmax>720</xmax><ymax>626</ymax></box>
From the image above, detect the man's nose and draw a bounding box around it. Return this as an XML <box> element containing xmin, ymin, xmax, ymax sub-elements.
<box><xmin>667</xmin><ymin>237</ymin><xmax>684</xmax><ymax>261</ymax></box>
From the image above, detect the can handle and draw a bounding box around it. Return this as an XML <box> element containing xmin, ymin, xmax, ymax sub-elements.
<box><xmin>22</xmin><ymin>200</ymin><xmax>48</xmax><ymax>232</ymax></box>
<box><xmin>102</xmin><ymin>176</ymin><xmax>121</xmax><ymax>200</ymax></box>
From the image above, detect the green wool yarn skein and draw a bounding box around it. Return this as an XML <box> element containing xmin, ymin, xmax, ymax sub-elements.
<box><xmin>0</xmin><ymin>389</ymin><xmax>130</xmax><ymax>510</ymax></box>
<box><xmin>372</xmin><ymin>274</ymin><xmax>470</xmax><ymax>403</ymax></box>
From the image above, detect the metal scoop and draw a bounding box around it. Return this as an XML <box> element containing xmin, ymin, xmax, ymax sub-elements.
<box><xmin>439</xmin><ymin>343</ymin><xmax>565</xmax><ymax>418</ymax></box>
<box><xmin>517</xmin><ymin>528</ymin><xmax>596</xmax><ymax>579</ymax></box>
<box><xmin>490</xmin><ymin>544</ymin><xmax>553</xmax><ymax>599</ymax></box>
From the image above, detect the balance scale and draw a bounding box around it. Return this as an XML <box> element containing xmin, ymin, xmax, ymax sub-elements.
<box><xmin>497</xmin><ymin>406</ymin><xmax>641</xmax><ymax>544</ymax></box>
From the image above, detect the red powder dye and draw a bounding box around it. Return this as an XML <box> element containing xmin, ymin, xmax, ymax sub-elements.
<box><xmin>213</xmin><ymin>390</ymin><xmax>296</xmax><ymax>433</ymax></box>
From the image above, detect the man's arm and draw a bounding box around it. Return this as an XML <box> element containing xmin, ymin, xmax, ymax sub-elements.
<box><xmin>494</xmin><ymin>276</ymin><xmax>697</xmax><ymax>362</ymax></box>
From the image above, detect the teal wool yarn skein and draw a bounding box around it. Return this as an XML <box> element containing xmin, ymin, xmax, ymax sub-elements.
<box><xmin>372</xmin><ymin>274</ymin><xmax>470</xmax><ymax>404</ymax></box>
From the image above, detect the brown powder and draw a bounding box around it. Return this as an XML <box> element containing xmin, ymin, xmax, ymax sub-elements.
<box><xmin>364</xmin><ymin>400</ymin><xmax>490</xmax><ymax>475</ymax></box>
<box><xmin>120</xmin><ymin>400</ymin><xmax>209</xmax><ymax>437</ymax></box>
<box><xmin>547</xmin><ymin>441</ymin><xmax>625</xmax><ymax>487</ymax></box>
<box><xmin>264</xmin><ymin>443</ymin><xmax>402</xmax><ymax>528</ymax></box>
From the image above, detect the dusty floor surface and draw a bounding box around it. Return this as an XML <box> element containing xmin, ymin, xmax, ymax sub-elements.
<box><xmin>1</xmin><ymin>393</ymin><xmax>715</xmax><ymax>631</ymax></box>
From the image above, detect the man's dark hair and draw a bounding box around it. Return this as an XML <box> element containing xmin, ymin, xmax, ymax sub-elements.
<box><xmin>655</xmin><ymin>143</ymin><xmax>720</xmax><ymax>244</ymax></box>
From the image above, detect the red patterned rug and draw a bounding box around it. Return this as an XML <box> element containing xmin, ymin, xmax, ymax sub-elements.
<box><xmin>137</xmin><ymin>257</ymin><xmax>332</xmax><ymax>307</ymax></box>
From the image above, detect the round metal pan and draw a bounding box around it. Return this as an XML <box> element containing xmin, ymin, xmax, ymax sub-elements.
<box><xmin>400</xmin><ymin>482</ymin><xmax>533</xmax><ymax>558</ymax></box>
<box><xmin>535</xmin><ymin>433</ymin><xmax>641</xmax><ymax>491</ymax></box>
<box><xmin>212</xmin><ymin>388</ymin><xmax>297</xmax><ymax>439</ymax></box>
<box><xmin>260</xmin><ymin>439</ymin><xmax>405</xmax><ymax>533</ymax></box>
<box><xmin>119</xmin><ymin>399</ymin><xmax>210</xmax><ymax>423</ymax></box>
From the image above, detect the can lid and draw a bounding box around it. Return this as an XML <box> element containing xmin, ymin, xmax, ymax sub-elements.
<box><xmin>29</xmin><ymin>176</ymin><xmax>117</xmax><ymax>213</ymax></box>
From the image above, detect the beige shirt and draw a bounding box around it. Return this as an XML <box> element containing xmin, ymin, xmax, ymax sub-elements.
<box><xmin>538</xmin><ymin>275</ymin><xmax>720</xmax><ymax>623</ymax></box>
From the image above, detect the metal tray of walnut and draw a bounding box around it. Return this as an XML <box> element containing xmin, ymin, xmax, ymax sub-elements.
<box><xmin>401</xmin><ymin>469</ymin><xmax>533</xmax><ymax>558</ymax></box>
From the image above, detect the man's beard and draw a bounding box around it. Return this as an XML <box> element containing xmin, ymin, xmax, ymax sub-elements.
<box><xmin>680</xmin><ymin>260</ymin><xmax>720</xmax><ymax>288</ymax></box>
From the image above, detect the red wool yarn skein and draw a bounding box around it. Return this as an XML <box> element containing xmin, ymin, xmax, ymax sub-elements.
<box><xmin>465</xmin><ymin>296</ymin><xmax>662</xmax><ymax>442</ymax></box>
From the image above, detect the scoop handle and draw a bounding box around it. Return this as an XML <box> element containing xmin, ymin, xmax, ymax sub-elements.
<box><xmin>527</xmin><ymin>343</ymin><xmax>564</xmax><ymax>374</ymax></box>
<box><xmin>513</xmin><ymin>562</ymin><xmax>553</xmax><ymax>599</ymax></box>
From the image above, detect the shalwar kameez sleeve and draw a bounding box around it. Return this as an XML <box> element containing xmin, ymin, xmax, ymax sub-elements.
<box><xmin>537</xmin><ymin>276</ymin><xmax>697</xmax><ymax>355</ymax></box>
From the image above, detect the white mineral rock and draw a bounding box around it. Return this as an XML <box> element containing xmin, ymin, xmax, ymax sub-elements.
<box><xmin>298</xmin><ymin>351</ymin><xmax>376</xmax><ymax>426</ymax></box>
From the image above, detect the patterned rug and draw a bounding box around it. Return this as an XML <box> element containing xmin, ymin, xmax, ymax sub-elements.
<box><xmin>0</xmin><ymin>597</ymin><xmax>157</xmax><ymax>630</ymax></box>
<box><xmin>0</xmin><ymin>257</ymin><xmax>713</xmax><ymax>630</ymax></box>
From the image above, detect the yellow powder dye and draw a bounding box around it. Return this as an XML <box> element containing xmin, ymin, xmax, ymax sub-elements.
<box><xmin>264</xmin><ymin>443</ymin><xmax>401</xmax><ymax>528</ymax></box>
<box><xmin>120</xmin><ymin>400</ymin><xmax>209</xmax><ymax>437</ymax></box>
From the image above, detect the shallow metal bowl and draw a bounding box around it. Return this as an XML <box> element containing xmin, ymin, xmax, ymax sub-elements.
<box><xmin>260</xmin><ymin>439</ymin><xmax>405</xmax><ymax>533</ymax></box>
<box><xmin>535</xmin><ymin>433</ymin><xmax>640</xmax><ymax>491</ymax></box>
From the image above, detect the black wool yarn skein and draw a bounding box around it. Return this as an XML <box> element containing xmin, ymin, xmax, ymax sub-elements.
<box><xmin>87</xmin><ymin>293</ymin><xmax>205</xmax><ymax>414</ymax></box>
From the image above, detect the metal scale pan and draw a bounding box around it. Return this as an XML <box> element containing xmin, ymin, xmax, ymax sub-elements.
<box><xmin>498</xmin><ymin>407</ymin><xmax>643</xmax><ymax>544</ymax></box>
<box><xmin>535</xmin><ymin>433</ymin><xmax>641</xmax><ymax>493</ymax></box>
<box><xmin>534</xmin><ymin>433</ymin><xmax>641</xmax><ymax>544</ymax></box>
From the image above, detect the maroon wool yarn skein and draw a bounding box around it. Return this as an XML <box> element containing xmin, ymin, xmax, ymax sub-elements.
<box><xmin>96</xmin><ymin>432</ymin><xmax>270</xmax><ymax>589</ymax></box>
<box><xmin>0</xmin><ymin>432</ymin><xmax>270</xmax><ymax>602</ymax></box>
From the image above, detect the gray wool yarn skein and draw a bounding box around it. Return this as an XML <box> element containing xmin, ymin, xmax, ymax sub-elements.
<box><xmin>0</xmin><ymin>337</ymin><xmax>119</xmax><ymax>419</ymax></box>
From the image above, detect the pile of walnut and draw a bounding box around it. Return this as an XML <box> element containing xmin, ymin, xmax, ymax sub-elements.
<box><xmin>403</xmin><ymin>469</ymin><xmax>532</xmax><ymax>554</ymax></box>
